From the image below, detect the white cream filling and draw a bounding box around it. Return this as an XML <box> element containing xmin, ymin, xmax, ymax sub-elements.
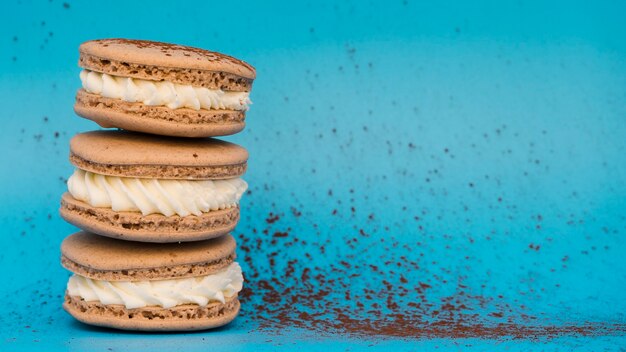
<box><xmin>67</xmin><ymin>169</ymin><xmax>247</xmax><ymax>217</ymax></box>
<box><xmin>67</xmin><ymin>262</ymin><xmax>243</xmax><ymax>309</ymax></box>
<box><xmin>80</xmin><ymin>69</ymin><xmax>251</xmax><ymax>111</ymax></box>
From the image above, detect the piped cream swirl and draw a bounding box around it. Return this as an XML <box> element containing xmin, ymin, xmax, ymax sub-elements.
<box><xmin>67</xmin><ymin>169</ymin><xmax>247</xmax><ymax>217</ymax></box>
<box><xmin>80</xmin><ymin>70</ymin><xmax>251</xmax><ymax>111</ymax></box>
<box><xmin>67</xmin><ymin>262</ymin><xmax>243</xmax><ymax>309</ymax></box>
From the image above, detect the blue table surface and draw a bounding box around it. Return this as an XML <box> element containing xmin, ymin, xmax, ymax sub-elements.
<box><xmin>1</xmin><ymin>0</ymin><xmax>625</xmax><ymax>350</ymax></box>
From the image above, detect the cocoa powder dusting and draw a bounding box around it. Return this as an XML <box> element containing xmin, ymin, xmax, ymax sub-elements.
<box><xmin>89</xmin><ymin>39</ymin><xmax>255</xmax><ymax>72</ymax></box>
<box><xmin>236</xmin><ymin>209</ymin><xmax>625</xmax><ymax>340</ymax></box>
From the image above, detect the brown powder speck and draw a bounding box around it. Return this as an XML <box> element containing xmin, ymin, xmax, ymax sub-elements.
<box><xmin>266</xmin><ymin>213</ymin><xmax>280</xmax><ymax>224</ymax></box>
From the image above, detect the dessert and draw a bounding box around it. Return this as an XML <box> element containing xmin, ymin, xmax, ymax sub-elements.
<box><xmin>60</xmin><ymin>130</ymin><xmax>248</xmax><ymax>242</ymax></box>
<box><xmin>62</xmin><ymin>231</ymin><xmax>242</xmax><ymax>331</ymax></box>
<box><xmin>74</xmin><ymin>39</ymin><xmax>256</xmax><ymax>137</ymax></box>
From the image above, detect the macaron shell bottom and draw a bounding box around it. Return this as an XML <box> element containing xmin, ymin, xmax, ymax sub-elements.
<box><xmin>60</xmin><ymin>193</ymin><xmax>240</xmax><ymax>243</ymax></box>
<box><xmin>75</xmin><ymin>89</ymin><xmax>246</xmax><ymax>138</ymax></box>
<box><xmin>64</xmin><ymin>294</ymin><xmax>240</xmax><ymax>331</ymax></box>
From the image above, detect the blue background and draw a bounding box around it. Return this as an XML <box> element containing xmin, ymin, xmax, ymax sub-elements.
<box><xmin>1</xmin><ymin>0</ymin><xmax>625</xmax><ymax>350</ymax></box>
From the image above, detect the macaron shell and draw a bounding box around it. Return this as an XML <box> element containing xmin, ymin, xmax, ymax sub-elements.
<box><xmin>64</xmin><ymin>294</ymin><xmax>240</xmax><ymax>331</ymax></box>
<box><xmin>80</xmin><ymin>39</ymin><xmax>255</xmax><ymax>79</ymax></box>
<box><xmin>60</xmin><ymin>194</ymin><xmax>240</xmax><ymax>244</ymax></box>
<box><xmin>75</xmin><ymin>89</ymin><xmax>246</xmax><ymax>138</ymax></box>
<box><xmin>69</xmin><ymin>130</ymin><xmax>248</xmax><ymax>179</ymax></box>
<box><xmin>61</xmin><ymin>230</ymin><xmax>236</xmax><ymax>273</ymax></box>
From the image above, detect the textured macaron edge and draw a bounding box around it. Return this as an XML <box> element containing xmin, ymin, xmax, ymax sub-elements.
<box><xmin>69</xmin><ymin>153</ymin><xmax>247</xmax><ymax>179</ymax></box>
<box><xmin>60</xmin><ymin>193</ymin><xmax>241</xmax><ymax>243</ymax></box>
<box><xmin>79</xmin><ymin>38</ymin><xmax>255</xmax><ymax>91</ymax></box>
<box><xmin>76</xmin><ymin>89</ymin><xmax>246</xmax><ymax>126</ymax></box>
<box><xmin>74</xmin><ymin>90</ymin><xmax>246</xmax><ymax>138</ymax></box>
<box><xmin>61</xmin><ymin>252</ymin><xmax>236</xmax><ymax>282</ymax></box>
<box><xmin>79</xmin><ymin>52</ymin><xmax>254</xmax><ymax>91</ymax></box>
<box><xmin>64</xmin><ymin>294</ymin><xmax>240</xmax><ymax>331</ymax></box>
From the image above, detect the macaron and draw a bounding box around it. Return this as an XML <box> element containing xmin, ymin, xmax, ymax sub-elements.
<box><xmin>59</xmin><ymin>130</ymin><xmax>248</xmax><ymax>243</ymax></box>
<box><xmin>62</xmin><ymin>231</ymin><xmax>243</xmax><ymax>331</ymax></box>
<box><xmin>75</xmin><ymin>38</ymin><xmax>255</xmax><ymax>138</ymax></box>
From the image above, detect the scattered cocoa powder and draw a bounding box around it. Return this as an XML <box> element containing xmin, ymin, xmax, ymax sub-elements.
<box><xmin>236</xmin><ymin>209</ymin><xmax>625</xmax><ymax>340</ymax></box>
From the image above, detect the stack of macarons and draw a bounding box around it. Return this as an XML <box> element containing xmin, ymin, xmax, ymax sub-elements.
<box><xmin>59</xmin><ymin>39</ymin><xmax>255</xmax><ymax>331</ymax></box>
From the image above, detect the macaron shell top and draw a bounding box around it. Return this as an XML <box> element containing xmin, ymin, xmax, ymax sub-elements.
<box><xmin>61</xmin><ymin>231</ymin><xmax>236</xmax><ymax>281</ymax></box>
<box><xmin>69</xmin><ymin>130</ymin><xmax>248</xmax><ymax>179</ymax></box>
<box><xmin>79</xmin><ymin>39</ymin><xmax>255</xmax><ymax>91</ymax></box>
